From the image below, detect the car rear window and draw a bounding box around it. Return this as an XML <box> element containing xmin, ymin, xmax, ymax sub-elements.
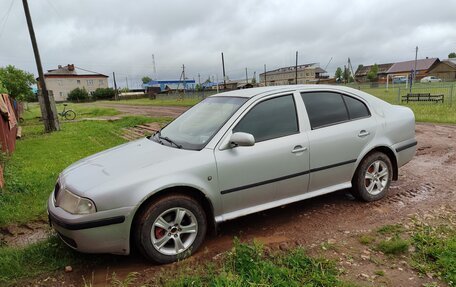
<box><xmin>343</xmin><ymin>95</ymin><xmax>370</xmax><ymax>120</ymax></box>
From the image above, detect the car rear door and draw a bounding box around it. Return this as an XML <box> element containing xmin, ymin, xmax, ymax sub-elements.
<box><xmin>214</xmin><ymin>94</ymin><xmax>310</xmax><ymax>220</ymax></box>
<box><xmin>300</xmin><ymin>91</ymin><xmax>377</xmax><ymax>192</ymax></box>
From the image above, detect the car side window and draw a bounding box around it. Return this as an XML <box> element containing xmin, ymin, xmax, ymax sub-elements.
<box><xmin>301</xmin><ymin>92</ymin><xmax>348</xmax><ymax>129</ymax></box>
<box><xmin>343</xmin><ymin>95</ymin><xmax>370</xmax><ymax>119</ymax></box>
<box><xmin>233</xmin><ymin>95</ymin><xmax>298</xmax><ymax>142</ymax></box>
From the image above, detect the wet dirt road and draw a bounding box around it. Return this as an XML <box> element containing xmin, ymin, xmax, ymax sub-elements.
<box><xmin>20</xmin><ymin>116</ymin><xmax>456</xmax><ymax>286</ymax></box>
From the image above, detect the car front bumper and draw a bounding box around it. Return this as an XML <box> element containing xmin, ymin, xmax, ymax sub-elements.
<box><xmin>47</xmin><ymin>193</ymin><xmax>136</xmax><ymax>255</ymax></box>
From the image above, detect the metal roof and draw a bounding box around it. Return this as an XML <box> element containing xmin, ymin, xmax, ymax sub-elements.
<box><xmin>387</xmin><ymin>58</ymin><xmax>439</xmax><ymax>74</ymax></box>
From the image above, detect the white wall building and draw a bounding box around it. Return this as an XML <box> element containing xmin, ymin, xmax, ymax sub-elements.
<box><xmin>42</xmin><ymin>64</ymin><xmax>109</xmax><ymax>101</ymax></box>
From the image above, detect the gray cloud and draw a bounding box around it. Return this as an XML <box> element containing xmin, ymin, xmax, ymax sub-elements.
<box><xmin>1</xmin><ymin>0</ymin><xmax>455</xmax><ymax>88</ymax></box>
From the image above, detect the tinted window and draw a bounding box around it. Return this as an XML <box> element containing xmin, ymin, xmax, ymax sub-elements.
<box><xmin>233</xmin><ymin>95</ymin><xmax>298</xmax><ymax>142</ymax></box>
<box><xmin>301</xmin><ymin>92</ymin><xmax>349</xmax><ymax>129</ymax></box>
<box><xmin>343</xmin><ymin>96</ymin><xmax>370</xmax><ymax>119</ymax></box>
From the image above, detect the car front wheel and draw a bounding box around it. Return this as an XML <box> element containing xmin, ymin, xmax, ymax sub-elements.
<box><xmin>134</xmin><ymin>194</ymin><xmax>207</xmax><ymax>264</ymax></box>
<box><xmin>352</xmin><ymin>152</ymin><xmax>393</xmax><ymax>202</ymax></box>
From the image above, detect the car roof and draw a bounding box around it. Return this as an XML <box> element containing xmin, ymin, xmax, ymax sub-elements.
<box><xmin>210</xmin><ymin>85</ymin><xmax>369</xmax><ymax>99</ymax></box>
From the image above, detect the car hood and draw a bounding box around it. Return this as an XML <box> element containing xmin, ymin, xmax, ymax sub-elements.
<box><xmin>60</xmin><ymin>138</ymin><xmax>192</xmax><ymax>193</ymax></box>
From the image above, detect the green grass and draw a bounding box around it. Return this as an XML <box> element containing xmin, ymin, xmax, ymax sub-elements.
<box><xmin>22</xmin><ymin>102</ymin><xmax>120</xmax><ymax>123</ymax></box>
<box><xmin>412</xmin><ymin>221</ymin><xmax>456</xmax><ymax>285</ymax></box>
<box><xmin>358</xmin><ymin>234</ymin><xmax>375</xmax><ymax>245</ymax></box>
<box><xmin>98</xmin><ymin>97</ymin><xmax>203</xmax><ymax>107</ymax></box>
<box><xmin>153</xmin><ymin>240</ymin><xmax>353</xmax><ymax>287</ymax></box>
<box><xmin>0</xmin><ymin>116</ymin><xmax>170</xmax><ymax>227</ymax></box>
<box><xmin>377</xmin><ymin>224</ymin><xmax>405</xmax><ymax>236</ymax></box>
<box><xmin>0</xmin><ymin>236</ymin><xmax>105</xmax><ymax>285</ymax></box>
<box><xmin>346</xmin><ymin>82</ymin><xmax>456</xmax><ymax>124</ymax></box>
<box><xmin>377</xmin><ymin>237</ymin><xmax>409</xmax><ymax>255</ymax></box>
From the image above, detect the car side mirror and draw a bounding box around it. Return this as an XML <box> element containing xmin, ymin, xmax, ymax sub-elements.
<box><xmin>229</xmin><ymin>132</ymin><xmax>255</xmax><ymax>147</ymax></box>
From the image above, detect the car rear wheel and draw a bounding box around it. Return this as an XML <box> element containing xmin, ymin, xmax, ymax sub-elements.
<box><xmin>351</xmin><ymin>152</ymin><xmax>392</xmax><ymax>202</ymax></box>
<box><xmin>134</xmin><ymin>194</ymin><xmax>207</xmax><ymax>264</ymax></box>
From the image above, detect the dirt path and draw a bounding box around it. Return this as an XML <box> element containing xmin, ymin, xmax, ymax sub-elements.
<box><xmin>95</xmin><ymin>103</ymin><xmax>189</xmax><ymax>118</ymax></box>
<box><xmin>20</xmin><ymin>123</ymin><xmax>456</xmax><ymax>286</ymax></box>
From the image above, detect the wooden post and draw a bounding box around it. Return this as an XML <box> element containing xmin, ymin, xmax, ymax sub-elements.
<box><xmin>22</xmin><ymin>0</ymin><xmax>59</xmax><ymax>132</ymax></box>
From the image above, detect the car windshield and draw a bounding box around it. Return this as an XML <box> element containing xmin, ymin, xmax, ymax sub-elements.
<box><xmin>151</xmin><ymin>96</ymin><xmax>248</xmax><ymax>150</ymax></box>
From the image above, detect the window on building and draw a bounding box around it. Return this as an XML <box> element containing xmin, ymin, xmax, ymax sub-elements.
<box><xmin>233</xmin><ymin>95</ymin><xmax>298</xmax><ymax>142</ymax></box>
<box><xmin>99</xmin><ymin>80</ymin><xmax>104</xmax><ymax>85</ymax></box>
<box><xmin>87</xmin><ymin>80</ymin><xmax>93</xmax><ymax>85</ymax></box>
<box><xmin>77</xmin><ymin>80</ymin><xmax>81</xmax><ymax>84</ymax></box>
<box><xmin>57</xmin><ymin>80</ymin><xmax>62</xmax><ymax>86</ymax></box>
<box><xmin>59</xmin><ymin>92</ymin><xmax>63</xmax><ymax>97</ymax></box>
<box><xmin>306</xmin><ymin>72</ymin><xmax>309</xmax><ymax>77</ymax></box>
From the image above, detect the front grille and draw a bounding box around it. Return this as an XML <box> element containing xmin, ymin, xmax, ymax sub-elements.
<box><xmin>54</xmin><ymin>182</ymin><xmax>60</xmax><ymax>202</ymax></box>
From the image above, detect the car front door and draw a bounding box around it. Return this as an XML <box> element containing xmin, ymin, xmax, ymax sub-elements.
<box><xmin>214</xmin><ymin>94</ymin><xmax>310</xmax><ymax>220</ymax></box>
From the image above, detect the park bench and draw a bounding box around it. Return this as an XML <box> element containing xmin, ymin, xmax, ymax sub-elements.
<box><xmin>401</xmin><ymin>93</ymin><xmax>444</xmax><ymax>103</ymax></box>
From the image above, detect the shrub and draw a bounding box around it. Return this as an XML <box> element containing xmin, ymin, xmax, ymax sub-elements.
<box><xmin>377</xmin><ymin>237</ymin><xmax>409</xmax><ymax>254</ymax></box>
<box><xmin>67</xmin><ymin>87</ymin><xmax>89</xmax><ymax>102</ymax></box>
<box><xmin>92</xmin><ymin>88</ymin><xmax>115</xmax><ymax>100</ymax></box>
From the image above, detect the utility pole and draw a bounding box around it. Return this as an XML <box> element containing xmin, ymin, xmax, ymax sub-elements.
<box><xmin>113</xmin><ymin>72</ymin><xmax>118</xmax><ymax>100</ymax></box>
<box><xmin>221</xmin><ymin>52</ymin><xmax>226</xmax><ymax>90</ymax></box>
<box><xmin>182</xmin><ymin>64</ymin><xmax>186</xmax><ymax>95</ymax></box>
<box><xmin>125</xmin><ymin>76</ymin><xmax>129</xmax><ymax>90</ymax></box>
<box><xmin>198</xmin><ymin>73</ymin><xmax>201</xmax><ymax>86</ymax></box>
<box><xmin>245</xmin><ymin>68</ymin><xmax>248</xmax><ymax>84</ymax></box>
<box><xmin>295</xmin><ymin>51</ymin><xmax>298</xmax><ymax>85</ymax></box>
<box><xmin>413</xmin><ymin>46</ymin><xmax>418</xmax><ymax>83</ymax></box>
<box><xmin>253</xmin><ymin>71</ymin><xmax>256</xmax><ymax>85</ymax></box>
<box><xmin>264</xmin><ymin>64</ymin><xmax>267</xmax><ymax>86</ymax></box>
<box><xmin>22</xmin><ymin>0</ymin><xmax>59</xmax><ymax>132</ymax></box>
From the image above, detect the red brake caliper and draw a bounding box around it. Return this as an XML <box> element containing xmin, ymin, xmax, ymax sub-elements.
<box><xmin>155</xmin><ymin>227</ymin><xmax>166</xmax><ymax>239</ymax></box>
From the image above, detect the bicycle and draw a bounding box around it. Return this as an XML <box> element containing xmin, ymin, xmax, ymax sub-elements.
<box><xmin>58</xmin><ymin>104</ymin><xmax>76</xmax><ymax>120</ymax></box>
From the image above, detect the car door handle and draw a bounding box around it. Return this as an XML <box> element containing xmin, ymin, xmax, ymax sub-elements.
<box><xmin>358</xmin><ymin>130</ymin><xmax>370</xmax><ymax>137</ymax></box>
<box><xmin>291</xmin><ymin>145</ymin><xmax>308</xmax><ymax>153</ymax></box>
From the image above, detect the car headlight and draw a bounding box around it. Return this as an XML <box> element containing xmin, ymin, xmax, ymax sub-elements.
<box><xmin>55</xmin><ymin>188</ymin><xmax>97</xmax><ymax>215</ymax></box>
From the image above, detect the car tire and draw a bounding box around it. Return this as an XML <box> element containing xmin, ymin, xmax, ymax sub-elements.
<box><xmin>134</xmin><ymin>194</ymin><xmax>207</xmax><ymax>264</ymax></box>
<box><xmin>351</xmin><ymin>152</ymin><xmax>393</xmax><ymax>202</ymax></box>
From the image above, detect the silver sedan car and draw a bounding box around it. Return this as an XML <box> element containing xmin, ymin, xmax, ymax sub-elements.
<box><xmin>48</xmin><ymin>85</ymin><xmax>416</xmax><ymax>263</ymax></box>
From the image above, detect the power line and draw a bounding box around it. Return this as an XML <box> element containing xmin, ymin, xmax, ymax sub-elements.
<box><xmin>0</xmin><ymin>0</ymin><xmax>15</xmax><ymax>40</ymax></box>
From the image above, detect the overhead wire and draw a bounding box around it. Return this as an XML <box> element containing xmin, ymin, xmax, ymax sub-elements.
<box><xmin>0</xmin><ymin>0</ymin><xmax>15</xmax><ymax>41</ymax></box>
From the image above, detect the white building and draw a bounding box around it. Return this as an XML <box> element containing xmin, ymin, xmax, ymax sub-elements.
<box><xmin>42</xmin><ymin>64</ymin><xmax>109</xmax><ymax>101</ymax></box>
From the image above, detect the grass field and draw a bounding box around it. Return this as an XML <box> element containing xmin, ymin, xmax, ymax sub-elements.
<box><xmin>21</xmin><ymin>102</ymin><xmax>120</xmax><ymax>124</ymax></box>
<box><xmin>0</xmin><ymin>115</ymin><xmax>170</xmax><ymax>227</ymax></box>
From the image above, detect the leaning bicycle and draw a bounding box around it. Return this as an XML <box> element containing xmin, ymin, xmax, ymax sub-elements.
<box><xmin>58</xmin><ymin>104</ymin><xmax>76</xmax><ymax>120</ymax></box>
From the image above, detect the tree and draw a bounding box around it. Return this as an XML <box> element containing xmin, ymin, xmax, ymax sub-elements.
<box><xmin>335</xmin><ymin>67</ymin><xmax>343</xmax><ymax>82</ymax></box>
<box><xmin>67</xmin><ymin>87</ymin><xmax>89</xmax><ymax>102</ymax></box>
<box><xmin>251</xmin><ymin>76</ymin><xmax>256</xmax><ymax>84</ymax></box>
<box><xmin>142</xmin><ymin>76</ymin><xmax>152</xmax><ymax>84</ymax></box>
<box><xmin>0</xmin><ymin>65</ymin><xmax>36</xmax><ymax>100</ymax></box>
<box><xmin>0</xmin><ymin>81</ymin><xmax>7</xmax><ymax>94</ymax></box>
<box><xmin>366</xmin><ymin>64</ymin><xmax>379</xmax><ymax>82</ymax></box>
<box><xmin>449</xmin><ymin>52</ymin><xmax>456</xmax><ymax>58</ymax></box>
<box><xmin>342</xmin><ymin>66</ymin><xmax>352</xmax><ymax>83</ymax></box>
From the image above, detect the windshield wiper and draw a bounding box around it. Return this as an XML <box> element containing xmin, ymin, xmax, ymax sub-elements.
<box><xmin>154</xmin><ymin>130</ymin><xmax>182</xmax><ymax>149</ymax></box>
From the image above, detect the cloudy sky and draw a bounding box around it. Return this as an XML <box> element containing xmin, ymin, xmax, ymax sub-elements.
<box><xmin>0</xmin><ymin>0</ymin><xmax>455</xmax><ymax>88</ymax></box>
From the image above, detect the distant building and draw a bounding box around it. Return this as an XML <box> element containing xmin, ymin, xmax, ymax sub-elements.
<box><xmin>144</xmin><ymin>80</ymin><xmax>196</xmax><ymax>92</ymax></box>
<box><xmin>386</xmin><ymin>58</ymin><xmax>440</xmax><ymax>79</ymax></box>
<box><xmin>41</xmin><ymin>64</ymin><xmax>108</xmax><ymax>101</ymax></box>
<box><xmin>355</xmin><ymin>63</ymin><xmax>393</xmax><ymax>83</ymax></box>
<box><xmin>355</xmin><ymin>58</ymin><xmax>456</xmax><ymax>83</ymax></box>
<box><xmin>259</xmin><ymin>63</ymin><xmax>328</xmax><ymax>86</ymax></box>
